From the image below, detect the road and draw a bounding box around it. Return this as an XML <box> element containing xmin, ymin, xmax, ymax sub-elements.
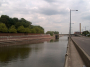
<box><xmin>72</xmin><ymin>37</ymin><xmax>90</xmax><ymax>56</ymax></box>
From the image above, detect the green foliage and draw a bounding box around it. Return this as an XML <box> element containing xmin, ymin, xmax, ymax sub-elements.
<box><xmin>31</xmin><ymin>26</ymin><xmax>44</xmax><ymax>34</ymax></box>
<box><xmin>0</xmin><ymin>15</ymin><xmax>32</xmax><ymax>28</ymax></box>
<box><xmin>46</xmin><ymin>31</ymin><xmax>59</xmax><ymax>36</ymax></box>
<box><xmin>40</xmin><ymin>30</ymin><xmax>44</xmax><ymax>34</ymax></box>
<box><xmin>0</xmin><ymin>15</ymin><xmax>10</xmax><ymax>28</ymax></box>
<box><xmin>20</xmin><ymin>18</ymin><xmax>31</xmax><ymax>27</ymax></box>
<box><xmin>17</xmin><ymin>26</ymin><xmax>31</xmax><ymax>33</ymax></box>
<box><xmin>54</xmin><ymin>31</ymin><xmax>59</xmax><ymax>34</ymax></box>
<box><xmin>9</xmin><ymin>25</ymin><xmax>17</xmax><ymax>33</ymax></box>
<box><xmin>31</xmin><ymin>29</ymin><xmax>36</xmax><ymax>33</ymax></box>
<box><xmin>0</xmin><ymin>15</ymin><xmax>44</xmax><ymax>34</ymax></box>
<box><xmin>24</xmin><ymin>28</ymin><xmax>31</xmax><ymax>33</ymax></box>
<box><xmin>82</xmin><ymin>31</ymin><xmax>89</xmax><ymax>36</ymax></box>
<box><xmin>0</xmin><ymin>23</ymin><xmax>8</xmax><ymax>33</ymax></box>
<box><xmin>17</xmin><ymin>25</ymin><xmax>25</xmax><ymax>33</ymax></box>
<box><xmin>35</xmin><ymin>27</ymin><xmax>41</xmax><ymax>33</ymax></box>
<box><xmin>46</xmin><ymin>31</ymin><xmax>54</xmax><ymax>36</ymax></box>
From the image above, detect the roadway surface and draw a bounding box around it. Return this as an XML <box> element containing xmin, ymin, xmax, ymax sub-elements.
<box><xmin>72</xmin><ymin>37</ymin><xmax>90</xmax><ymax>56</ymax></box>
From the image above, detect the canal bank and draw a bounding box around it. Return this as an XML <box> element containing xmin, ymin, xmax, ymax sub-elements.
<box><xmin>0</xmin><ymin>34</ymin><xmax>55</xmax><ymax>47</ymax></box>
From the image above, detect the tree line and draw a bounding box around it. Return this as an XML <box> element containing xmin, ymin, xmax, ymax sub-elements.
<box><xmin>0</xmin><ymin>15</ymin><xmax>44</xmax><ymax>33</ymax></box>
<box><xmin>82</xmin><ymin>31</ymin><xmax>90</xmax><ymax>36</ymax></box>
<box><xmin>46</xmin><ymin>31</ymin><xmax>59</xmax><ymax>36</ymax></box>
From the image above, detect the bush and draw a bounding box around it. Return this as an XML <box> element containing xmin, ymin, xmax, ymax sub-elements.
<box><xmin>24</xmin><ymin>28</ymin><xmax>31</xmax><ymax>33</ymax></box>
<box><xmin>9</xmin><ymin>25</ymin><xmax>17</xmax><ymax>33</ymax></box>
<box><xmin>17</xmin><ymin>25</ymin><xmax>25</xmax><ymax>33</ymax></box>
<box><xmin>0</xmin><ymin>23</ymin><xmax>8</xmax><ymax>33</ymax></box>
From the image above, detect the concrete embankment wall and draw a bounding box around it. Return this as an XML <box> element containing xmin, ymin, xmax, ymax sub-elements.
<box><xmin>0</xmin><ymin>38</ymin><xmax>51</xmax><ymax>47</ymax></box>
<box><xmin>0</xmin><ymin>34</ymin><xmax>54</xmax><ymax>47</ymax></box>
<box><xmin>72</xmin><ymin>38</ymin><xmax>90</xmax><ymax>67</ymax></box>
<box><xmin>0</xmin><ymin>34</ymin><xmax>53</xmax><ymax>40</ymax></box>
<box><xmin>64</xmin><ymin>37</ymin><xmax>69</xmax><ymax>67</ymax></box>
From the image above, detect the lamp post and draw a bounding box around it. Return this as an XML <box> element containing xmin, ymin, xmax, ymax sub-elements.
<box><xmin>69</xmin><ymin>9</ymin><xmax>78</xmax><ymax>38</ymax></box>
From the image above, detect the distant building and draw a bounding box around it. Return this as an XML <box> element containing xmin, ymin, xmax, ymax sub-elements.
<box><xmin>74</xmin><ymin>32</ymin><xmax>81</xmax><ymax>35</ymax></box>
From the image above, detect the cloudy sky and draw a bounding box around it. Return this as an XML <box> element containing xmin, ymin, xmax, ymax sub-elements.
<box><xmin>0</xmin><ymin>0</ymin><xmax>90</xmax><ymax>34</ymax></box>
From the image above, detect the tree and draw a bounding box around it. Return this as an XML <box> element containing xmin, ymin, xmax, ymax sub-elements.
<box><xmin>12</xmin><ymin>17</ymin><xmax>19</xmax><ymax>26</ymax></box>
<box><xmin>0</xmin><ymin>15</ymin><xmax>10</xmax><ymax>28</ymax></box>
<box><xmin>31</xmin><ymin>29</ymin><xmax>36</xmax><ymax>33</ymax></box>
<box><xmin>9</xmin><ymin>25</ymin><xmax>17</xmax><ymax>33</ymax></box>
<box><xmin>34</xmin><ymin>27</ymin><xmax>40</xmax><ymax>33</ymax></box>
<box><xmin>46</xmin><ymin>31</ymin><xmax>53</xmax><ymax>36</ymax></box>
<box><xmin>54</xmin><ymin>31</ymin><xmax>59</xmax><ymax>34</ymax></box>
<box><xmin>15</xmin><ymin>22</ymin><xmax>22</xmax><ymax>28</ymax></box>
<box><xmin>19</xmin><ymin>18</ymin><xmax>32</xmax><ymax>28</ymax></box>
<box><xmin>24</xmin><ymin>28</ymin><xmax>31</xmax><ymax>33</ymax></box>
<box><xmin>0</xmin><ymin>15</ymin><xmax>44</xmax><ymax>34</ymax></box>
<box><xmin>17</xmin><ymin>25</ymin><xmax>25</xmax><ymax>33</ymax></box>
<box><xmin>33</xmin><ymin>26</ymin><xmax>44</xmax><ymax>34</ymax></box>
<box><xmin>46</xmin><ymin>31</ymin><xmax>59</xmax><ymax>36</ymax></box>
<box><xmin>40</xmin><ymin>30</ymin><xmax>44</xmax><ymax>34</ymax></box>
<box><xmin>82</xmin><ymin>31</ymin><xmax>89</xmax><ymax>36</ymax></box>
<box><xmin>0</xmin><ymin>23</ymin><xmax>8</xmax><ymax>33</ymax></box>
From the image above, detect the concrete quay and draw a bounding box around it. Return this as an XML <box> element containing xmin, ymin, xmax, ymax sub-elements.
<box><xmin>0</xmin><ymin>35</ymin><xmax>54</xmax><ymax>47</ymax></box>
<box><xmin>64</xmin><ymin>38</ymin><xmax>85</xmax><ymax>67</ymax></box>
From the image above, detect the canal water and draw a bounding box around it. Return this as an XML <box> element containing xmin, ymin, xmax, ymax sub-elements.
<box><xmin>0</xmin><ymin>36</ymin><xmax>68</xmax><ymax>67</ymax></box>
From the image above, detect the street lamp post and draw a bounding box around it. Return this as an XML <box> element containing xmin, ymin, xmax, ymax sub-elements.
<box><xmin>69</xmin><ymin>9</ymin><xmax>78</xmax><ymax>38</ymax></box>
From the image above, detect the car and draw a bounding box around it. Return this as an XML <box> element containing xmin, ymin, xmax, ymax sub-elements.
<box><xmin>86</xmin><ymin>34</ymin><xmax>90</xmax><ymax>37</ymax></box>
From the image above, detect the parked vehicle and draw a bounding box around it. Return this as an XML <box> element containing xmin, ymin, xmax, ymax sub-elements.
<box><xmin>86</xmin><ymin>34</ymin><xmax>90</xmax><ymax>37</ymax></box>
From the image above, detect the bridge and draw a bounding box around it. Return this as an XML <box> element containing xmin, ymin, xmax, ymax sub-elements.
<box><xmin>54</xmin><ymin>34</ymin><xmax>74</xmax><ymax>39</ymax></box>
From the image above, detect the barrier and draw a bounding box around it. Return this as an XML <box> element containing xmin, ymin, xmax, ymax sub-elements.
<box><xmin>64</xmin><ymin>37</ymin><xmax>69</xmax><ymax>67</ymax></box>
<box><xmin>72</xmin><ymin>38</ymin><xmax>90</xmax><ymax>67</ymax></box>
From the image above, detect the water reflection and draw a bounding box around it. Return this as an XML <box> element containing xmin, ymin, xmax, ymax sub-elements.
<box><xmin>0</xmin><ymin>46</ymin><xmax>31</xmax><ymax>63</ymax></box>
<box><xmin>50</xmin><ymin>39</ymin><xmax>59</xmax><ymax>42</ymax></box>
<box><xmin>0</xmin><ymin>36</ymin><xmax>68</xmax><ymax>67</ymax></box>
<box><xmin>0</xmin><ymin>39</ymin><xmax>51</xmax><ymax>66</ymax></box>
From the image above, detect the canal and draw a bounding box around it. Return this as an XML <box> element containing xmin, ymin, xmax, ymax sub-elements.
<box><xmin>0</xmin><ymin>36</ymin><xmax>68</xmax><ymax>67</ymax></box>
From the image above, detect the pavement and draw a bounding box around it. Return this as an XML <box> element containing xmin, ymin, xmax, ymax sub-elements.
<box><xmin>67</xmin><ymin>39</ymin><xmax>85</xmax><ymax>67</ymax></box>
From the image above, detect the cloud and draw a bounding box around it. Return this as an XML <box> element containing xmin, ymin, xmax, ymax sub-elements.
<box><xmin>82</xmin><ymin>15</ymin><xmax>90</xmax><ymax>20</ymax></box>
<box><xmin>0</xmin><ymin>0</ymin><xmax>90</xmax><ymax>33</ymax></box>
<box><xmin>39</xmin><ymin>8</ymin><xmax>68</xmax><ymax>15</ymax></box>
<box><xmin>45</xmin><ymin>0</ymin><xmax>56</xmax><ymax>3</ymax></box>
<box><xmin>0</xmin><ymin>2</ymin><xmax>1</xmax><ymax>6</ymax></box>
<box><xmin>0</xmin><ymin>0</ymin><xmax>8</xmax><ymax>7</ymax></box>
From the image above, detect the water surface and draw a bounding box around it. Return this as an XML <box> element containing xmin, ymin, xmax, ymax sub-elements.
<box><xmin>0</xmin><ymin>36</ymin><xmax>68</xmax><ymax>67</ymax></box>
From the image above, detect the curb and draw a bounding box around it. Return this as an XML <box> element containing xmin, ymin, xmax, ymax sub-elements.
<box><xmin>64</xmin><ymin>39</ymin><xmax>70</xmax><ymax>67</ymax></box>
<box><xmin>71</xmin><ymin>38</ymin><xmax>90</xmax><ymax>67</ymax></box>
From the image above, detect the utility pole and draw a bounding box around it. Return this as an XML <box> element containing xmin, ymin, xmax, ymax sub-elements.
<box><xmin>69</xmin><ymin>9</ymin><xmax>78</xmax><ymax>39</ymax></box>
<box><xmin>80</xmin><ymin>23</ymin><xmax>81</xmax><ymax>34</ymax></box>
